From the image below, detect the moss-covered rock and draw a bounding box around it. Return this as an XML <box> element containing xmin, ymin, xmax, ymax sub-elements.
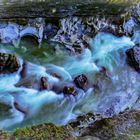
<box><xmin>1</xmin><ymin>110</ymin><xmax>140</xmax><ymax>140</ymax></box>
<box><xmin>80</xmin><ymin>110</ymin><xmax>140</xmax><ymax>140</ymax></box>
<box><xmin>12</xmin><ymin>123</ymin><xmax>76</xmax><ymax>140</ymax></box>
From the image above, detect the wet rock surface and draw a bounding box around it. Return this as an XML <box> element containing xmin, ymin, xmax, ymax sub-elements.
<box><xmin>0</xmin><ymin>1</ymin><xmax>140</xmax><ymax>140</ymax></box>
<box><xmin>75</xmin><ymin>110</ymin><xmax>140</xmax><ymax>140</ymax></box>
<box><xmin>63</xmin><ymin>86</ymin><xmax>78</xmax><ymax>96</ymax></box>
<box><xmin>126</xmin><ymin>45</ymin><xmax>140</xmax><ymax>72</ymax></box>
<box><xmin>0</xmin><ymin>0</ymin><xmax>136</xmax><ymax>19</ymax></box>
<box><xmin>74</xmin><ymin>74</ymin><xmax>88</xmax><ymax>90</ymax></box>
<box><xmin>1</xmin><ymin>110</ymin><xmax>140</xmax><ymax>140</ymax></box>
<box><xmin>0</xmin><ymin>52</ymin><xmax>20</xmax><ymax>74</ymax></box>
<box><xmin>132</xmin><ymin>3</ymin><xmax>140</xmax><ymax>24</ymax></box>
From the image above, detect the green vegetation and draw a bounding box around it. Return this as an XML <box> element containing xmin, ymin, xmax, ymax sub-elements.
<box><xmin>0</xmin><ymin>123</ymin><xmax>76</xmax><ymax>140</ymax></box>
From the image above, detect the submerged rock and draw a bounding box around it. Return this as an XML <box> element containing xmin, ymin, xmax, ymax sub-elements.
<box><xmin>0</xmin><ymin>102</ymin><xmax>13</xmax><ymax>120</ymax></box>
<box><xmin>0</xmin><ymin>53</ymin><xmax>20</xmax><ymax>74</ymax></box>
<box><xmin>126</xmin><ymin>45</ymin><xmax>140</xmax><ymax>72</ymax></box>
<box><xmin>16</xmin><ymin>76</ymin><xmax>50</xmax><ymax>91</ymax></box>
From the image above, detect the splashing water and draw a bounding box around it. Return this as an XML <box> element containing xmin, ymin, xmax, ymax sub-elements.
<box><xmin>0</xmin><ymin>17</ymin><xmax>139</xmax><ymax>131</ymax></box>
<box><xmin>90</xmin><ymin>32</ymin><xmax>134</xmax><ymax>72</ymax></box>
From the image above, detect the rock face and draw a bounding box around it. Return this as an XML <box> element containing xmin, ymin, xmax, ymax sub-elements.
<box><xmin>126</xmin><ymin>45</ymin><xmax>140</xmax><ymax>72</ymax></box>
<box><xmin>0</xmin><ymin>53</ymin><xmax>20</xmax><ymax>74</ymax></box>
<box><xmin>132</xmin><ymin>3</ymin><xmax>140</xmax><ymax>24</ymax></box>
<box><xmin>1</xmin><ymin>110</ymin><xmax>140</xmax><ymax>140</ymax></box>
<box><xmin>78</xmin><ymin>110</ymin><xmax>140</xmax><ymax>140</ymax></box>
<box><xmin>0</xmin><ymin>0</ymin><xmax>136</xmax><ymax>19</ymax></box>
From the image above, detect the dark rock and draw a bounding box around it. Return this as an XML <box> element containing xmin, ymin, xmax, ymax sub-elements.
<box><xmin>74</xmin><ymin>74</ymin><xmax>88</xmax><ymax>90</ymax></box>
<box><xmin>72</xmin><ymin>44</ymin><xmax>83</xmax><ymax>54</ymax></box>
<box><xmin>40</xmin><ymin>77</ymin><xmax>49</xmax><ymax>90</ymax></box>
<box><xmin>63</xmin><ymin>86</ymin><xmax>77</xmax><ymax>96</ymax></box>
<box><xmin>0</xmin><ymin>53</ymin><xmax>20</xmax><ymax>74</ymax></box>
<box><xmin>126</xmin><ymin>45</ymin><xmax>140</xmax><ymax>72</ymax></box>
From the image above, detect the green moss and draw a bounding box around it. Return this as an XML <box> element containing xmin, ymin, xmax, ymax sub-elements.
<box><xmin>133</xmin><ymin>130</ymin><xmax>140</xmax><ymax>136</ymax></box>
<box><xmin>12</xmin><ymin>123</ymin><xmax>75</xmax><ymax>140</ymax></box>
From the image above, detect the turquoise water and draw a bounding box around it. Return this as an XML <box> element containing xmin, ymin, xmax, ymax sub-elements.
<box><xmin>0</xmin><ymin>2</ymin><xmax>140</xmax><ymax>130</ymax></box>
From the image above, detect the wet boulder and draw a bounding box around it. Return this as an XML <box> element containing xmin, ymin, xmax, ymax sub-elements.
<box><xmin>126</xmin><ymin>45</ymin><xmax>140</xmax><ymax>72</ymax></box>
<box><xmin>40</xmin><ymin>77</ymin><xmax>49</xmax><ymax>90</ymax></box>
<box><xmin>0</xmin><ymin>53</ymin><xmax>20</xmax><ymax>74</ymax></box>
<box><xmin>74</xmin><ymin>74</ymin><xmax>88</xmax><ymax>90</ymax></box>
<box><xmin>63</xmin><ymin>86</ymin><xmax>77</xmax><ymax>96</ymax></box>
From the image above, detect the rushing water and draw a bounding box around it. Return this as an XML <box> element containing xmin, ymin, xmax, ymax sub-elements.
<box><xmin>0</xmin><ymin>10</ymin><xmax>140</xmax><ymax>131</ymax></box>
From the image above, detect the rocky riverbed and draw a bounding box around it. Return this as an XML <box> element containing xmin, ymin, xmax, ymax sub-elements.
<box><xmin>0</xmin><ymin>1</ymin><xmax>140</xmax><ymax>140</ymax></box>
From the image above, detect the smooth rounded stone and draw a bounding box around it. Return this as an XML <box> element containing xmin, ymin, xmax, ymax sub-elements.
<box><xmin>126</xmin><ymin>45</ymin><xmax>140</xmax><ymax>72</ymax></box>
<box><xmin>0</xmin><ymin>52</ymin><xmax>20</xmax><ymax>74</ymax></box>
<box><xmin>74</xmin><ymin>74</ymin><xmax>88</xmax><ymax>90</ymax></box>
<box><xmin>63</xmin><ymin>86</ymin><xmax>77</xmax><ymax>96</ymax></box>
